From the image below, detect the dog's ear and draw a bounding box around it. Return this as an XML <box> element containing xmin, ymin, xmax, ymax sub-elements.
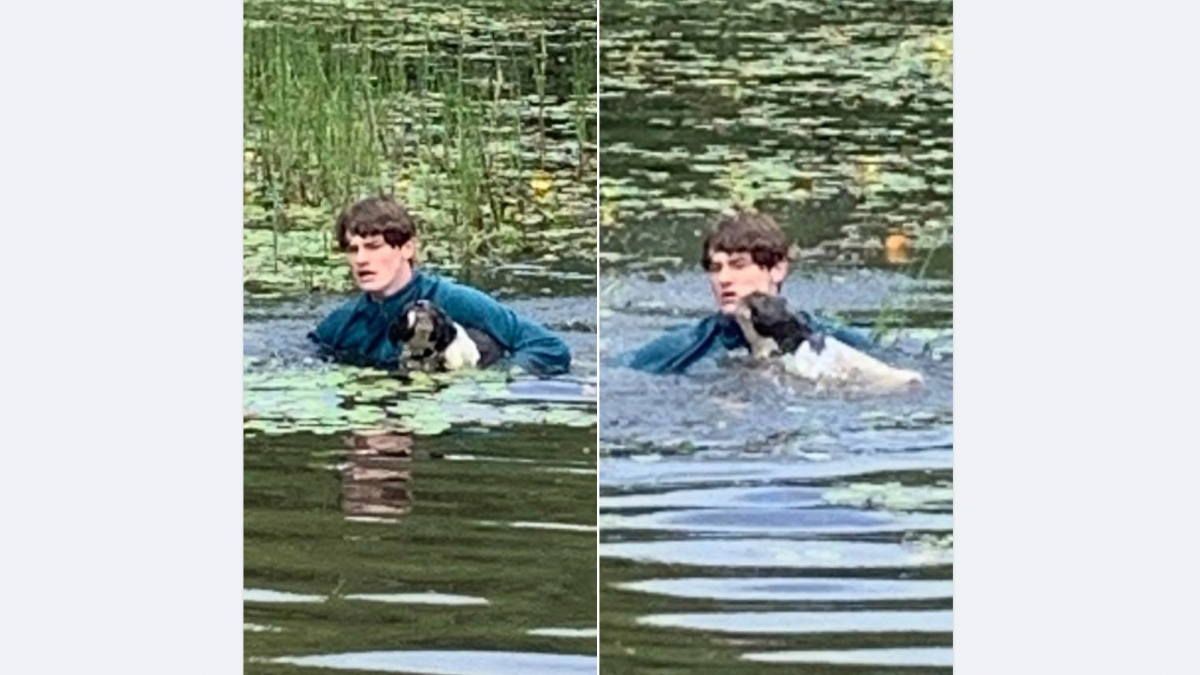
<box><xmin>389</xmin><ymin>305</ymin><xmax>416</xmax><ymax>345</ymax></box>
<box><xmin>777</xmin><ymin>311</ymin><xmax>820</xmax><ymax>354</ymax></box>
<box><xmin>775</xmin><ymin>322</ymin><xmax>809</xmax><ymax>354</ymax></box>
<box><xmin>430</xmin><ymin>305</ymin><xmax>457</xmax><ymax>352</ymax></box>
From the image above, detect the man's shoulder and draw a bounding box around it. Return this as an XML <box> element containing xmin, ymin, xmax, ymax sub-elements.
<box><xmin>664</xmin><ymin>315</ymin><xmax>721</xmax><ymax>340</ymax></box>
<box><xmin>425</xmin><ymin>274</ymin><xmax>505</xmax><ymax>316</ymax></box>
<box><xmin>425</xmin><ymin>273</ymin><xmax>484</xmax><ymax>301</ymax></box>
<box><xmin>323</xmin><ymin>293</ymin><xmax>368</xmax><ymax>322</ymax></box>
<box><xmin>312</xmin><ymin>293</ymin><xmax>368</xmax><ymax>343</ymax></box>
<box><xmin>800</xmin><ymin>309</ymin><xmax>874</xmax><ymax>351</ymax></box>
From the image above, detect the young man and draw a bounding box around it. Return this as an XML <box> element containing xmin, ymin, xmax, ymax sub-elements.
<box><xmin>309</xmin><ymin>196</ymin><xmax>571</xmax><ymax>376</ymax></box>
<box><xmin>622</xmin><ymin>209</ymin><xmax>872</xmax><ymax>374</ymax></box>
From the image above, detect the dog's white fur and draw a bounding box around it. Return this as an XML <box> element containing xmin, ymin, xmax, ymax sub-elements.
<box><xmin>441</xmin><ymin>321</ymin><xmax>482</xmax><ymax>370</ymax></box>
<box><xmin>734</xmin><ymin>309</ymin><xmax>923</xmax><ymax>391</ymax></box>
<box><xmin>780</xmin><ymin>335</ymin><xmax>922</xmax><ymax>389</ymax></box>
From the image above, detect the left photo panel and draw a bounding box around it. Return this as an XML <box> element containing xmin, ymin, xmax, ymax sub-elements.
<box><xmin>243</xmin><ymin>0</ymin><xmax>598</xmax><ymax>672</ymax></box>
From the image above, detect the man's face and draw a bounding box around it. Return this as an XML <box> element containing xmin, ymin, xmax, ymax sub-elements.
<box><xmin>706</xmin><ymin>250</ymin><xmax>788</xmax><ymax>314</ymax></box>
<box><xmin>345</xmin><ymin>234</ymin><xmax>415</xmax><ymax>298</ymax></box>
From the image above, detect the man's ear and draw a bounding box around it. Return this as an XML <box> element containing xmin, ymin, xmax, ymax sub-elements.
<box><xmin>401</xmin><ymin>238</ymin><xmax>417</xmax><ymax>263</ymax></box>
<box><xmin>769</xmin><ymin>260</ymin><xmax>789</xmax><ymax>289</ymax></box>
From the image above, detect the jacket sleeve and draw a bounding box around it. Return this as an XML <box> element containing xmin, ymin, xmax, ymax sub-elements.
<box><xmin>620</xmin><ymin>317</ymin><xmax>721</xmax><ymax>374</ymax></box>
<box><xmin>435</xmin><ymin>284</ymin><xmax>571</xmax><ymax>376</ymax></box>
<box><xmin>309</xmin><ymin>305</ymin><xmax>350</xmax><ymax>354</ymax></box>
<box><xmin>803</xmin><ymin>311</ymin><xmax>875</xmax><ymax>352</ymax></box>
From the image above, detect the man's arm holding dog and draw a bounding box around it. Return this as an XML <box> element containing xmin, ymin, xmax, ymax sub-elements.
<box><xmin>621</xmin><ymin>312</ymin><xmax>872</xmax><ymax>375</ymax></box>
<box><xmin>435</xmin><ymin>284</ymin><xmax>571</xmax><ymax>376</ymax></box>
<box><xmin>309</xmin><ymin>299</ymin><xmax>395</xmax><ymax>368</ymax></box>
<box><xmin>800</xmin><ymin>311</ymin><xmax>874</xmax><ymax>352</ymax></box>
<box><xmin>621</xmin><ymin>316</ymin><xmax>724</xmax><ymax>375</ymax></box>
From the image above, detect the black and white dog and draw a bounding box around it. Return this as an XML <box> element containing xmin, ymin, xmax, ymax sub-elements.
<box><xmin>388</xmin><ymin>299</ymin><xmax>503</xmax><ymax>373</ymax></box>
<box><xmin>734</xmin><ymin>292</ymin><xmax>923</xmax><ymax>390</ymax></box>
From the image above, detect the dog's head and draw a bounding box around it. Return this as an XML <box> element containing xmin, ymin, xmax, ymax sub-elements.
<box><xmin>735</xmin><ymin>292</ymin><xmax>820</xmax><ymax>355</ymax></box>
<box><xmin>388</xmin><ymin>300</ymin><xmax>458</xmax><ymax>360</ymax></box>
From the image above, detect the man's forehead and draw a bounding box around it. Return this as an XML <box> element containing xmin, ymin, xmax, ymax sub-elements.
<box><xmin>348</xmin><ymin>233</ymin><xmax>385</xmax><ymax>244</ymax></box>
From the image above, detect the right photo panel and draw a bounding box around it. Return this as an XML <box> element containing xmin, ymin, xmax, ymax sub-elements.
<box><xmin>598</xmin><ymin>0</ymin><xmax>953</xmax><ymax>671</ymax></box>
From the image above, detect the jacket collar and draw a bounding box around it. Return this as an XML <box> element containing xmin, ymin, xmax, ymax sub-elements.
<box><xmin>351</xmin><ymin>271</ymin><xmax>433</xmax><ymax>320</ymax></box>
<box><xmin>715</xmin><ymin>313</ymin><xmax>749</xmax><ymax>350</ymax></box>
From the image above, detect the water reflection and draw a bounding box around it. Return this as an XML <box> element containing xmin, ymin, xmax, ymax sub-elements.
<box><xmin>637</xmin><ymin>610</ymin><xmax>953</xmax><ymax>634</ymax></box>
<box><xmin>742</xmin><ymin>647</ymin><xmax>954</xmax><ymax>667</ymax></box>
<box><xmin>242</xmin><ymin>587</ymin><xmax>489</xmax><ymax>607</ymax></box>
<box><xmin>602</xmin><ymin>506</ymin><xmax>950</xmax><ymax>534</ymax></box>
<box><xmin>615</xmin><ymin>577</ymin><xmax>954</xmax><ymax>602</ymax></box>
<box><xmin>340</xmin><ymin>429</ymin><xmax>416</xmax><ymax>520</ymax></box>
<box><xmin>343</xmin><ymin>592</ymin><xmax>489</xmax><ymax>606</ymax></box>
<box><xmin>268</xmin><ymin>650</ymin><xmax>597</xmax><ymax>675</ymax></box>
<box><xmin>602</xmin><ymin>538</ymin><xmax>952</xmax><ymax>569</ymax></box>
<box><xmin>246</xmin><ymin>424</ymin><xmax>597</xmax><ymax>668</ymax></box>
<box><xmin>526</xmin><ymin>628</ymin><xmax>598</xmax><ymax>639</ymax></box>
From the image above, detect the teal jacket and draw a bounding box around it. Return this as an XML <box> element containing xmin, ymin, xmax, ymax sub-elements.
<box><xmin>309</xmin><ymin>271</ymin><xmax>571</xmax><ymax>376</ymax></box>
<box><xmin>619</xmin><ymin>311</ymin><xmax>873</xmax><ymax>375</ymax></box>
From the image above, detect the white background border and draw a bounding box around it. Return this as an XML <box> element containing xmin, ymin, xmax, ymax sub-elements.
<box><xmin>1</xmin><ymin>2</ymin><xmax>244</xmax><ymax>672</ymax></box>
<box><xmin>955</xmin><ymin>0</ymin><xmax>1200</xmax><ymax>671</ymax></box>
<box><xmin>3</xmin><ymin>1</ymin><xmax>1200</xmax><ymax>672</ymax></box>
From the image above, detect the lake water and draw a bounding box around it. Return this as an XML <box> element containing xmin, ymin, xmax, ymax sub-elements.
<box><xmin>599</xmin><ymin>271</ymin><xmax>951</xmax><ymax>673</ymax></box>
<box><xmin>244</xmin><ymin>273</ymin><xmax>598</xmax><ymax>674</ymax></box>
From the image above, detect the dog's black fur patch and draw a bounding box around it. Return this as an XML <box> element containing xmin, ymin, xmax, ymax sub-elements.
<box><xmin>387</xmin><ymin>307</ymin><xmax>414</xmax><ymax>343</ymax></box>
<box><xmin>430</xmin><ymin>305</ymin><xmax>457</xmax><ymax>354</ymax></box>
<box><xmin>464</xmin><ymin>327</ymin><xmax>503</xmax><ymax>367</ymax></box>
<box><xmin>742</xmin><ymin>292</ymin><xmax>824</xmax><ymax>354</ymax></box>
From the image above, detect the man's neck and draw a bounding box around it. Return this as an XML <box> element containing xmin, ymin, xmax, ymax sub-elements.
<box><xmin>368</xmin><ymin>269</ymin><xmax>417</xmax><ymax>302</ymax></box>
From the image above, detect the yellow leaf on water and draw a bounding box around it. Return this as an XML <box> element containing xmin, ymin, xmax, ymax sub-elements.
<box><xmin>531</xmin><ymin>170</ymin><xmax>554</xmax><ymax>199</ymax></box>
<box><xmin>885</xmin><ymin>232</ymin><xmax>913</xmax><ymax>264</ymax></box>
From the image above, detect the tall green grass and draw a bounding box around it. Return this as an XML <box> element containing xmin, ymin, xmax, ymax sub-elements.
<box><xmin>244</xmin><ymin>23</ymin><xmax>395</xmax><ymax>266</ymax></box>
<box><xmin>243</xmin><ymin>8</ymin><xmax>596</xmax><ymax>284</ymax></box>
<box><xmin>570</xmin><ymin>42</ymin><xmax>597</xmax><ymax>178</ymax></box>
